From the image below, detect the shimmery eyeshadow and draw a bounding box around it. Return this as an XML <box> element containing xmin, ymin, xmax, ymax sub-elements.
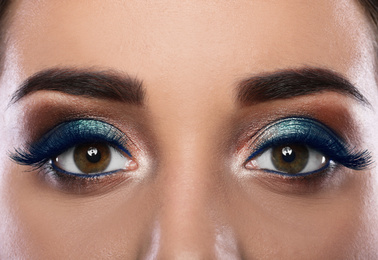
<box><xmin>246</xmin><ymin>117</ymin><xmax>372</xmax><ymax>171</ymax></box>
<box><xmin>11</xmin><ymin>119</ymin><xmax>130</xmax><ymax>169</ymax></box>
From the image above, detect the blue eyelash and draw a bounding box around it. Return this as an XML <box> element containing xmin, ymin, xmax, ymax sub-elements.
<box><xmin>246</xmin><ymin>117</ymin><xmax>372</xmax><ymax>171</ymax></box>
<box><xmin>10</xmin><ymin>119</ymin><xmax>130</xmax><ymax>169</ymax></box>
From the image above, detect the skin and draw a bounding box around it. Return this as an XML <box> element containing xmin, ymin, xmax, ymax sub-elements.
<box><xmin>0</xmin><ymin>0</ymin><xmax>378</xmax><ymax>259</ymax></box>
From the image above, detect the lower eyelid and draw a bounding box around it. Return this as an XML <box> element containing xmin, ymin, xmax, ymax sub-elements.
<box><xmin>50</xmin><ymin>161</ymin><xmax>120</xmax><ymax>177</ymax></box>
<box><xmin>250</xmin><ymin>169</ymin><xmax>337</xmax><ymax>195</ymax></box>
<box><xmin>39</xmin><ymin>163</ymin><xmax>134</xmax><ymax>194</ymax></box>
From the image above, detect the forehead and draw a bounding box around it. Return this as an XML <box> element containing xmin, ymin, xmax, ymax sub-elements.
<box><xmin>4</xmin><ymin>0</ymin><xmax>376</xmax><ymax>96</ymax></box>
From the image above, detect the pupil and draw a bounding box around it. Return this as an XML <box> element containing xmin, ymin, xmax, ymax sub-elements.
<box><xmin>281</xmin><ymin>146</ymin><xmax>296</xmax><ymax>163</ymax></box>
<box><xmin>271</xmin><ymin>144</ymin><xmax>309</xmax><ymax>174</ymax></box>
<box><xmin>86</xmin><ymin>147</ymin><xmax>101</xmax><ymax>163</ymax></box>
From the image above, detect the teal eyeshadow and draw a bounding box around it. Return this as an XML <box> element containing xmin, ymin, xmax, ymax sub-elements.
<box><xmin>246</xmin><ymin>117</ymin><xmax>372</xmax><ymax>170</ymax></box>
<box><xmin>10</xmin><ymin>119</ymin><xmax>130</xmax><ymax>168</ymax></box>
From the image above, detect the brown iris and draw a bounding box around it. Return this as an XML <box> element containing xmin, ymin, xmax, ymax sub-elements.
<box><xmin>73</xmin><ymin>142</ymin><xmax>111</xmax><ymax>174</ymax></box>
<box><xmin>271</xmin><ymin>144</ymin><xmax>309</xmax><ymax>174</ymax></box>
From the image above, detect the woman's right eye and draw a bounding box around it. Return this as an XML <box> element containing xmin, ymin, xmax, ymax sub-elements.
<box><xmin>10</xmin><ymin>119</ymin><xmax>137</xmax><ymax>178</ymax></box>
<box><xmin>53</xmin><ymin>142</ymin><xmax>136</xmax><ymax>176</ymax></box>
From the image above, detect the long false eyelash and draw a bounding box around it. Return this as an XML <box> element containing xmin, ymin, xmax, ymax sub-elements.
<box><xmin>246</xmin><ymin>117</ymin><xmax>373</xmax><ymax>171</ymax></box>
<box><xmin>10</xmin><ymin>119</ymin><xmax>130</xmax><ymax>170</ymax></box>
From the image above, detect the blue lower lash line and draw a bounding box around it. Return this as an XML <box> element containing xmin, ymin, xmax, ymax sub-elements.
<box><xmin>262</xmin><ymin>160</ymin><xmax>332</xmax><ymax>178</ymax></box>
<box><xmin>50</xmin><ymin>162</ymin><xmax>121</xmax><ymax>178</ymax></box>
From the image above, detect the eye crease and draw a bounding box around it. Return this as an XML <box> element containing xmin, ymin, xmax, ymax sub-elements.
<box><xmin>244</xmin><ymin>117</ymin><xmax>372</xmax><ymax>177</ymax></box>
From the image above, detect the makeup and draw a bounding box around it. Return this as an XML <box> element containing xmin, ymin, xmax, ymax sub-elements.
<box><xmin>11</xmin><ymin>119</ymin><xmax>133</xmax><ymax>176</ymax></box>
<box><xmin>245</xmin><ymin>117</ymin><xmax>372</xmax><ymax>177</ymax></box>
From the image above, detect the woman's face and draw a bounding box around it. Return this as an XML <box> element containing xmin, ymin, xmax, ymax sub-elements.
<box><xmin>1</xmin><ymin>0</ymin><xmax>378</xmax><ymax>258</ymax></box>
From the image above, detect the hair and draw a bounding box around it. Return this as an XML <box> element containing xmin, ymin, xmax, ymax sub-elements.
<box><xmin>358</xmin><ymin>0</ymin><xmax>378</xmax><ymax>61</ymax></box>
<box><xmin>0</xmin><ymin>0</ymin><xmax>10</xmax><ymax>22</ymax></box>
<box><xmin>0</xmin><ymin>0</ymin><xmax>11</xmax><ymax>72</ymax></box>
<box><xmin>359</xmin><ymin>0</ymin><xmax>378</xmax><ymax>28</ymax></box>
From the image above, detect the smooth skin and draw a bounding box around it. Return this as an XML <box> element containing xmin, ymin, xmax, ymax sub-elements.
<box><xmin>1</xmin><ymin>0</ymin><xmax>378</xmax><ymax>259</ymax></box>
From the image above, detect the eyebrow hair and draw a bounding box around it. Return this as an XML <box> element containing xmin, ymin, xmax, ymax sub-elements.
<box><xmin>10</xmin><ymin>68</ymin><xmax>145</xmax><ymax>106</ymax></box>
<box><xmin>236</xmin><ymin>67</ymin><xmax>370</xmax><ymax>107</ymax></box>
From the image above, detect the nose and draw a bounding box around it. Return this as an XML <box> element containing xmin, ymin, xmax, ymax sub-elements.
<box><xmin>144</xmin><ymin>153</ymin><xmax>240</xmax><ymax>259</ymax></box>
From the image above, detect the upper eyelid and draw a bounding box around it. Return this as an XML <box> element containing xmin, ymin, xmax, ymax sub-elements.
<box><xmin>41</xmin><ymin>119</ymin><xmax>128</xmax><ymax>149</ymax></box>
<box><xmin>245</xmin><ymin>117</ymin><xmax>341</xmax><ymax>156</ymax></box>
<box><xmin>244</xmin><ymin>117</ymin><xmax>372</xmax><ymax>170</ymax></box>
<box><xmin>252</xmin><ymin>117</ymin><xmax>343</xmax><ymax>140</ymax></box>
<box><xmin>10</xmin><ymin>119</ymin><xmax>131</xmax><ymax>168</ymax></box>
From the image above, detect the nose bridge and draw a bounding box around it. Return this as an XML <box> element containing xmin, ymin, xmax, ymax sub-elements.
<box><xmin>142</xmin><ymin>77</ymin><xmax>239</xmax><ymax>257</ymax></box>
<box><xmin>155</xmin><ymin>149</ymin><xmax>219</xmax><ymax>258</ymax></box>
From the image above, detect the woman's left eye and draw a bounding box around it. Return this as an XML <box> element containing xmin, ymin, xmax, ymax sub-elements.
<box><xmin>246</xmin><ymin>144</ymin><xmax>329</xmax><ymax>176</ymax></box>
<box><xmin>243</xmin><ymin>117</ymin><xmax>372</xmax><ymax>178</ymax></box>
<box><xmin>52</xmin><ymin>142</ymin><xmax>134</xmax><ymax>175</ymax></box>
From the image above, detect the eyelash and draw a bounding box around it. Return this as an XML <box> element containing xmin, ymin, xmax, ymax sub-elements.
<box><xmin>245</xmin><ymin>117</ymin><xmax>372</xmax><ymax>177</ymax></box>
<box><xmin>10</xmin><ymin>119</ymin><xmax>131</xmax><ymax>173</ymax></box>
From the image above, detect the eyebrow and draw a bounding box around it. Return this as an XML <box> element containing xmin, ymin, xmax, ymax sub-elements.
<box><xmin>10</xmin><ymin>68</ymin><xmax>145</xmax><ymax>106</ymax></box>
<box><xmin>236</xmin><ymin>67</ymin><xmax>370</xmax><ymax>107</ymax></box>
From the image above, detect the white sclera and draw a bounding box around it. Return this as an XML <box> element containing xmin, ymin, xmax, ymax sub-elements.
<box><xmin>54</xmin><ymin>145</ymin><xmax>130</xmax><ymax>174</ymax></box>
<box><xmin>254</xmin><ymin>146</ymin><xmax>328</xmax><ymax>174</ymax></box>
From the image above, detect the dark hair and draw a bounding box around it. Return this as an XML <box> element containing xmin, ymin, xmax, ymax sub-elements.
<box><xmin>0</xmin><ymin>0</ymin><xmax>11</xmax><ymax>72</ymax></box>
<box><xmin>358</xmin><ymin>0</ymin><xmax>378</xmax><ymax>59</ymax></box>
<box><xmin>0</xmin><ymin>0</ymin><xmax>10</xmax><ymax>21</ymax></box>
<box><xmin>359</xmin><ymin>0</ymin><xmax>378</xmax><ymax>28</ymax></box>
